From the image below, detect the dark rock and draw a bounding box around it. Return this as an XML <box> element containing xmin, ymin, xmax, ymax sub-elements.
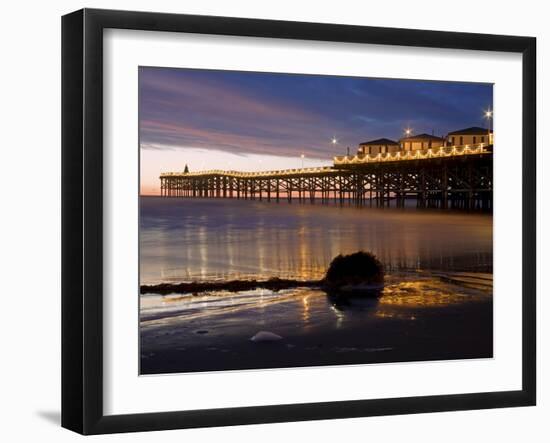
<box><xmin>324</xmin><ymin>251</ymin><xmax>384</xmax><ymax>293</ymax></box>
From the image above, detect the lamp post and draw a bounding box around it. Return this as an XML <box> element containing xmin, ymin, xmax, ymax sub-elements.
<box><xmin>403</xmin><ymin>127</ymin><xmax>413</xmax><ymax>151</ymax></box>
<box><xmin>300</xmin><ymin>153</ymin><xmax>305</xmax><ymax>169</ymax></box>
<box><xmin>484</xmin><ymin>109</ymin><xmax>493</xmax><ymax>144</ymax></box>
<box><xmin>331</xmin><ymin>136</ymin><xmax>340</xmax><ymax>160</ymax></box>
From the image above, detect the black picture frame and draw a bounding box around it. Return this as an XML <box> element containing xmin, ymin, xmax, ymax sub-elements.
<box><xmin>62</xmin><ymin>8</ymin><xmax>536</xmax><ymax>435</ymax></box>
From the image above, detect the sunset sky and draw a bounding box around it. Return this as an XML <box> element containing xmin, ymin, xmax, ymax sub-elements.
<box><xmin>139</xmin><ymin>67</ymin><xmax>492</xmax><ymax>195</ymax></box>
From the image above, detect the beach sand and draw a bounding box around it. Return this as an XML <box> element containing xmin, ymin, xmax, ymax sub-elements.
<box><xmin>140</xmin><ymin>273</ymin><xmax>493</xmax><ymax>375</ymax></box>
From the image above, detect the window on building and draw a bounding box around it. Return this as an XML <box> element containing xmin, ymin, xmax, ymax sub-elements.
<box><xmin>473</xmin><ymin>136</ymin><xmax>476</xmax><ymax>144</ymax></box>
<box><xmin>451</xmin><ymin>136</ymin><xmax>455</xmax><ymax>145</ymax></box>
<box><xmin>481</xmin><ymin>136</ymin><xmax>485</xmax><ymax>143</ymax></box>
<box><xmin>459</xmin><ymin>136</ymin><xmax>463</xmax><ymax>145</ymax></box>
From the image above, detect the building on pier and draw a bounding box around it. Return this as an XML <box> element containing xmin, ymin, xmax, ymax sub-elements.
<box><xmin>446</xmin><ymin>126</ymin><xmax>493</xmax><ymax>147</ymax></box>
<box><xmin>357</xmin><ymin>138</ymin><xmax>400</xmax><ymax>155</ymax></box>
<box><xmin>399</xmin><ymin>133</ymin><xmax>446</xmax><ymax>151</ymax></box>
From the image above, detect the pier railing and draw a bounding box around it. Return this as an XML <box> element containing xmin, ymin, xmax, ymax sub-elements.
<box><xmin>333</xmin><ymin>144</ymin><xmax>490</xmax><ymax>166</ymax></box>
<box><xmin>161</xmin><ymin>166</ymin><xmax>336</xmax><ymax>178</ymax></box>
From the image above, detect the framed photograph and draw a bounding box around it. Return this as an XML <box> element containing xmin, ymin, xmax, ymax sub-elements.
<box><xmin>62</xmin><ymin>8</ymin><xmax>536</xmax><ymax>434</ymax></box>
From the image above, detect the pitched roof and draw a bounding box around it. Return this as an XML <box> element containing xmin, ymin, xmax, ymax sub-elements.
<box><xmin>447</xmin><ymin>126</ymin><xmax>492</xmax><ymax>135</ymax></box>
<box><xmin>359</xmin><ymin>138</ymin><xmax>399</xmax><ymax>146</ymax></box>
<box><xmin>400</xmin><ymin>133</ymin><xmax>445</xmax><ymax>142</ymax></box>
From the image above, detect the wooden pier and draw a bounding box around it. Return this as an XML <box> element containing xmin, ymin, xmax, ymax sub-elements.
<box><xmin>160</xmin><ymin>145</ymin><xmax>493</xmax><ymax>210</ymax></box>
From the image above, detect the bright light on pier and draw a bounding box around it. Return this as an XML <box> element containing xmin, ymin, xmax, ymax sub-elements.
<box><xmin>161</xmin><ymin>144</ymin><xmax>491</xmax><ymax>179</ymax></box>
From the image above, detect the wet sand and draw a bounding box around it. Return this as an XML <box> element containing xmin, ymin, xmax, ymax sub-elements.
<box><xmin>140</xmin><ymin>273</ymin><xmax>493</xmax><ymax>374</ymax></box>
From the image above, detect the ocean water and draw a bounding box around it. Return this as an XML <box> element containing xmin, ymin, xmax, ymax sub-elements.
<box><xmin>139</xmin><ymin>196</ymin><xmax>493</xmax><ymax>285</ymax></box>
<box><xmin>139</xmin><ymin>197</ymin><xmax>493</xmax><ymax>373</ymax></box>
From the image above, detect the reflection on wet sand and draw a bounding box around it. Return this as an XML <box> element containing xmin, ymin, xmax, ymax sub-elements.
<box><xmin>143</xmin><ymin>269</ymin><xmax>489</xmax><ymax>309</ymax></box>
<box><xmin>140</xmin><ymin>274</ymin><xmax>493</xmax><ymax>374</ymax></box>
<box><xmin>378</xmin><ymin>275</ymin><xmax>492</xmax><ymax>308</ymax></box>
<box><xmin>141</xmin><ymin>274</ymin><xmax>491</xmax><ymax>334</ymax></box>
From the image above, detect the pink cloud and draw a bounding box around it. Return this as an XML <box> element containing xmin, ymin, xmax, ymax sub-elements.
<box><xmin>140</xmin><ymin>119</ymin><xmax>327</xmax><ymax>158</ymax></box>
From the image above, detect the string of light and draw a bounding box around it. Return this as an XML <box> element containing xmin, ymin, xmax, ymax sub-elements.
<box><xmin>161</xmin><ymin>144</ymin><xmax>491</xmax><ymax>178</ymax></box>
